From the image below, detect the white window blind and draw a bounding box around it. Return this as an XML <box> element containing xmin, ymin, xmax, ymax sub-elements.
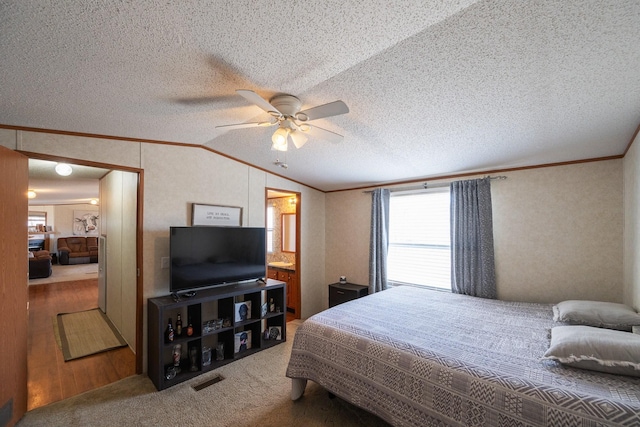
<box><xmin>28</xmin><ymin>211</ymin><xmax>46</xmax><ymax>228</ymax></box>
<box><xmin>388</xmin><ymin>190</ymin><xmax>451</xmax><ymax>290</ymax></box>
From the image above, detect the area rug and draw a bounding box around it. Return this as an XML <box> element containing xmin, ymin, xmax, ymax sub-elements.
<box><xmin>55</xmin><ymin>308</ymin><xmax>127</xmax><ymax>361</ymax></box>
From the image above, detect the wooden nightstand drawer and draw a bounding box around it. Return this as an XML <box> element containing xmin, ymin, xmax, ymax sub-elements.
<box><xmin>328</xmin><ymin>282</ymin><xmax>368</xmax><ymax>308</ymax></box>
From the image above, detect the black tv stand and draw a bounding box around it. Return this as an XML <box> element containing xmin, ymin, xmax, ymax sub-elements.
<box><xmin>148</xmin><ymin>279</ymin><xmax>287</xmax><ymax>390</ymax></box>
<box><xmin>182</xmin><ymin>290</ymin><xmax>197</xmax><ymax>298</ymax></box>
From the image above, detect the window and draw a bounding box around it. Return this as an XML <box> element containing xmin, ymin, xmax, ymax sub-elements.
<box><xmin>388</xmin><ymin>189</ymin><xmax>451</xmax><ymax>290</ymax></box>
<box><xmin>28</xmin><ymin>211</ymin><xmax>47</xmax><ymax>232</ymax></box>
<box><xmin>266</xmin><ymin>206</ymin><xmax>274</xmax><ymax>253</ymax></box>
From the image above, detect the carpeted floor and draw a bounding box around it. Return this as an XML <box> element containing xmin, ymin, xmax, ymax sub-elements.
<box><xmin>17</xmin><ymin>320</ymin><xmax>391</xmax><ymax>427</ymax></box>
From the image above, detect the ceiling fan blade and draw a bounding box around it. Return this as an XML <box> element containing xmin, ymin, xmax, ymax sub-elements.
<box><xmin>215</xmin><ymin>121</ymin><xmax>275</xmax><ymax>130</ymax></box>
<box><xmin>236</xmin><ymin>90</ymin><xmax>281</xmax><ymax>116</ymax></box>
<box><xmin>305</xmin><ymin>125</ymin><xmax>344</xmax><ymax>143</ymax></box>
<box><xmin>298</xmin><ymin>100</ymin><xmax>349</xmax><ymax>121</ymax></box>
<box><xmin>289</xmin><ymin>130</ymin><xmax>308</xmax><ymax>149</ymax></box>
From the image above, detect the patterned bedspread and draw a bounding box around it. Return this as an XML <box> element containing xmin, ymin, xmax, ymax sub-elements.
<box><xmin>286</xmin><ymin>286</ymin><xmax>640</xmax><ymax>426</ymax></box>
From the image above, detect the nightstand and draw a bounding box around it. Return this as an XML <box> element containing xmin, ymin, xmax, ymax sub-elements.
<box><xmin>328</xmin><ymin>282</ymin><xmax>369</xmax><ymax>308</ymax></box>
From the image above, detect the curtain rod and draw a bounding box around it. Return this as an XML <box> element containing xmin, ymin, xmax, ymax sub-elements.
<box><xmin>363</xmin><ymin>175</ymin><xmax>507</xmax><ymax>194</ymax></box>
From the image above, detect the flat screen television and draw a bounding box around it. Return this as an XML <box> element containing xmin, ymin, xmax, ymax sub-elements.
<box><xmin>170</xmin><ymin>226</ymin><xmax>266</xmax><ymax>293</ymax></box>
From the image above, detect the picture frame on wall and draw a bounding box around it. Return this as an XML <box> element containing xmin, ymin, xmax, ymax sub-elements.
<box><xmin>191</xmin><ymin>203</ymin><xmax>242</xmax><ymax>227</ymax></box>
<box><xmin>73</xmin><ymin>210</ymin><xmax>100</xmax><ymax>235</ymax></box>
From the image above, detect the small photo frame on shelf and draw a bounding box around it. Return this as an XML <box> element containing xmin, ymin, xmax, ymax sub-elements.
<box><xmin>261</xmin><ymin>302</ymin><xmax>268</xmax><ymax>318</ymax></box>
<box><xmin>191</xmin><ymin>203</ymin><xmax>242</xmax><ymax>227</ymax></box>
<box><xmin>234</xmin><ymin>301</ymin><xmax>251</xmax><ymax>322</ymax></box>
<box><xmin>234</xmin><ymin>330</ymin><xmax>252</xmax><ymax>353</ymax></box>
<box><xmin>268</xmin><ymin>326</ymin><xmax>282</xmax><ymax>341</ymax></box>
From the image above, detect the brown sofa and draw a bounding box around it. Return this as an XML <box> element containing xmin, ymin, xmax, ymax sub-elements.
<box><xmin>29</xmin><ymin>250</ymin><xmax>52</xmax><ymax>279</ymax></box>
<box><xmin>57</xmin><ymin>237</ymin><xmax>98</xmax><ymax>265</ymax></box>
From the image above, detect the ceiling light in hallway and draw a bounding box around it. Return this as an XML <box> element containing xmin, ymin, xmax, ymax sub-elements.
<box><xmin>55</xmin><ymin>163</ymin><xmax>73</xmax><ymax>176</ymax></box>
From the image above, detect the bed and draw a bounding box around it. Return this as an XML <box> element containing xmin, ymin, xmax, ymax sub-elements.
<box><xmin>286</xmin><ymin>286</ymin><xmax>640</xmax><ymax>426</ymax></box>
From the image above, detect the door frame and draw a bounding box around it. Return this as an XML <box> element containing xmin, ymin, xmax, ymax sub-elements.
<box><xmin>0</xmin><ymin>146</ymin><xmax>28</xmax><ymax>426</ymax></box>
<box><xmin>19</xmin><ymin>151</ymin><xmax>144</xmax><ymax>373</ymax></box>
<box><xmin>266</xmin><ymin>188</ymin><xmax>301</xmax><ymax>319</ymax></box>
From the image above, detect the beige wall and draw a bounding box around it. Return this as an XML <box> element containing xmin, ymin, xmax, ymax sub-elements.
<box><xmin>5</xmin><ymin>130</ymin><xmax>327</xmax><ymax>372</ymax></box>
<box><xmin>624</xmin><ymin>133</ymin><xmax>640</xmax><ymax>310</ymax></box>
<box><xmin>0</xmin><ymin>128</ymin><xmax>17</xmax><ymax>149</ymax></box>
<box><xmin>297</xmin><ymin>188</ymin><xmax>326</xmax><ymax>318</ymax></box>
<box><xmin>325</xmin><ymin>189</ymin><xmax>372</xmax><ymax>294</ymax></box>
<box><xmin>492</xmin><ymin>160</ymin><xmax>622</xmax><ymax>303</ymax></box>
<box><xmin>325</xmin><ymin>159</ymin><xmax>624</xmax><ymax>305</ymax></box>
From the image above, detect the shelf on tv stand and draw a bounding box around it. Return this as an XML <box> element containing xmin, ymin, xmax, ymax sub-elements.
<box><xmin>147</xmin><ymin>279</ymin><xmax>287</xmax><ymax>391</ymax></box>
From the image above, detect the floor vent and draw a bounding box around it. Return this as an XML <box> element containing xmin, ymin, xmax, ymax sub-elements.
<box><xmin>192</xmin><ymin>374</ymin><xmax>224</xmax><ymax>391</ymax></box>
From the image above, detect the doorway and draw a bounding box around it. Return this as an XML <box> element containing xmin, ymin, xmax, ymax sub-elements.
<box><xmin>24</xmin><ymin>154</ymin><xmax>142</xmax><ymax>409</ymax></box>
<box><xmin>266</xmin><ymin>189</ymin><xmax>301</xmax><ymax>320</ymax></box>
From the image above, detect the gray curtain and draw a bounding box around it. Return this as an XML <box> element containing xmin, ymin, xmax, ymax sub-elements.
<box><xmin>450</xmin><ymin>178</ymin><xmax>497</xmax><ymax>298</ymax></box>
<box><xmin>369</xmin><ymin>188</ymin><xmax>390</xmax><ymax>293</ymax></box>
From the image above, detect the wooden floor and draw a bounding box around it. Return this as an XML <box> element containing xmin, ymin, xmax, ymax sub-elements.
<box><xmin>27</xmin><ymin>279</ymin><xmax>136</xmax><ymax>411</ymax></box>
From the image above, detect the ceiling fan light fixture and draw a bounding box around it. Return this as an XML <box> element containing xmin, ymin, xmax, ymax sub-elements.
<box><xmin>289</xmin><ymin>130</ymin><xmax>308</xmax><ymax>149</ymax></box>
<box><xmin>222</xmin><ymin>90</ymin><xmax>349</xmax><ymax>153</ymax></box>
<box><xmin>55</xmin><ymin>163</ymin><xmax>73</xmax><ymax>176</ymax></box>
<box><xmin>271</xmin><ymin>127</ymin><xmax>289</xmax><ymax>151</ymax></box>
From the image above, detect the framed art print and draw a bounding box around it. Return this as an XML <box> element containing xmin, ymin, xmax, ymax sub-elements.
<box><xmin>234</xmin><ymin>330</ymin><xmax>252</xmax><ymax>353</ymax></box>
<box><xmin>192</xmin><ymin>203</ymin><xmax>242</xmax><ymax>227</ymax></box>
<box><xmin>268</xmin><ymin>326</ymin><xmax>282</xmax><ymax>340</ymax></box>
<box><xmin>234</xmin><ymin>301</ymin><xmax>251</xmax><ymax>322</ymax></box>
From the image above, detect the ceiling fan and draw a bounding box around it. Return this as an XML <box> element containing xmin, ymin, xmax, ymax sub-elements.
<box><xmin>216</xmin><ymin>90</ymin><xmax>349</xmax><ymax>151</ymax></box>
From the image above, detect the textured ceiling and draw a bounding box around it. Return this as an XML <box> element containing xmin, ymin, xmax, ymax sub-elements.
<box><xmin>1</xmin><ymin>1</ymin><xmax>640</xmax><ymax>191</ymax></box>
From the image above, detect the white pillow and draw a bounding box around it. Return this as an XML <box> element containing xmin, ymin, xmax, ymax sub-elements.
<box><xmin>553</xmin><ymin>300</ymin><xmax>640</xmax><ymax>331</ymax></box>
<box><xmin>543</xmin><ymin>325</ymin><xmax>640</xmax><ymax>377</ymax></box>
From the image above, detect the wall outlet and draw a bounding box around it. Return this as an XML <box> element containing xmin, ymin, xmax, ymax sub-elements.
<box><xmin>161</xmin><ymin>257</ymin><xmax>170</xmax><ymax>269</ymax></box>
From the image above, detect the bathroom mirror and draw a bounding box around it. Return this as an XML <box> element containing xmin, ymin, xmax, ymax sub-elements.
<box><xmin>281</xmin><ymin>213</ymin><xmax>296</xmax><ymax>253</ymax></box>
